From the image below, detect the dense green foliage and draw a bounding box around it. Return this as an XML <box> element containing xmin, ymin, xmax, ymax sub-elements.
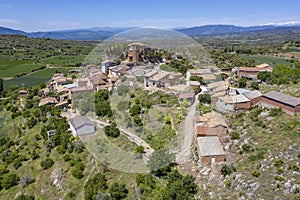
<box><xmin>190</xmin><ymin>75</ymin><xmax>204</xmax><ymax>84</ymax></box>
<box><xmin>104</xmin><ymin>122</ymin><xmax>120</xmax><ymax>138</ymax></box>
<box><xmin>238</xmin><ymin>77</ymin><xmax>248</xmax><ymax>88</ymax></box>
<box><xmin>136</xmin><ymin>167</ymin><xmax>197</xmax><ymax>200</ymax></box>
<box><xmin>198</xmin><ymin>94</ymin><xmax>211</xmax><ymax>104</ymax></box>
<box><xmin>40</xmin><ymin>158</ymin><xmax>54</xmax><ymax>170</ymax></box>
<box><xmin>95</xmin><ymin>90</ymin><xmax>113</xmax><ymax>118</ymax></box>
<box><xmin>15</xmin><ymin>194</ymin><xmax>35</xmax><ymax>200</ymax></box>
<box><xmin>1</xmin><ymin>173</ymin><xmax>19</xmax><ymax>190</ymax></box>
<box><xmin>257</xmin><ymin>63</ymin><xmax>300</xmax><ymax>84</ymax></box>
<box><xmin>109</xmin><ymin>182</ymin><xmax>129</xmax><ymax>200</ymax></box>
<box><xmin>84</xmin><ymin>173</ymin><xmax>108</xmax><ymax>200</ymax></box>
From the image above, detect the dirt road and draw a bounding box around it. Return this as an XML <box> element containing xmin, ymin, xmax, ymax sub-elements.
<box><xmin>175</xmin><ymin>95</ymin><xmax>198</xmax><ymax>164</ymax></box>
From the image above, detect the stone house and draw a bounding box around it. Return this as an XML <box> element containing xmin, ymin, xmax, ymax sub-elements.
<box><xmin>197</xmin><ymin>136</ymin><xmax>226</xmax><ymax>163</ymax></box>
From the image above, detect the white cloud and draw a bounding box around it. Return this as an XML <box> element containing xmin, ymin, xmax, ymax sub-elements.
<box><xmin>262</xmin><ymin>21</ymin><xmax>300</xmax><ymax>26</ymax></box>
<box><xmin>0</xmin><ymin>18</ymin><xmax>19</xmax><ymax>24</ymax></box>
<box><xmin>113</xmin><ymin>17</ymin><xmax>240</xmax><ymax>28</ymax></box>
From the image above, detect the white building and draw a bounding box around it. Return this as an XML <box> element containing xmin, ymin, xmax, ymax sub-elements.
<box><xmin>68</xmin><ymin>116</ymin><xmax>95</xmax><ymax>137</ymax></box>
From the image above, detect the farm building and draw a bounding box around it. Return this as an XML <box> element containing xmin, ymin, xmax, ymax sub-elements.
<box><xmin>197</xmin><ymin>136</ymin><xmax>226</xmax><ymax>163</ymax></box>
<box><xmin>237</xmin><ymin>66</ymin><xmax>273</xmax><ymax>79</ymax></box>
<box><xmin>261</xmin><ymin>91</ymin><xmax>300</xmax><ymax>115</ymax></box>
<box><xmin>68</xmin><ymin>116</ymin><xmax>95</xmax><ymax>137</ymax></box>
<box><xmin>216</xmin><ymin>94</ymin><xmax>251</xmax><ymax>113</ymax></box>
<box><xmin>242</xmin><ymin>90</ymin><xmax>262</xmax><ymax>106</ymax></box>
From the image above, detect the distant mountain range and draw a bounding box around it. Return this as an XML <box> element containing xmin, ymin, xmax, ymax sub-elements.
<box><xmin>1</xmin><ymin>24</ymin><xmax>300</xmax><ymax>40</ymax></box>
<box><xmin>0</xmin><ymin>26</ymin><xmax>134</xmax><ymax>40</ymax></box>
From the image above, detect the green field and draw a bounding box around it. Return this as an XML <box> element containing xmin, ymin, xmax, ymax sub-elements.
<box><xmin>3</xmin><ymin>67</ymin><xmax>74</xmax><ymax>89</ymax></box>
<box><xmin>0</xmin><ymin>35</ymin><xmax>95</xmax><ymax>90</ymax></box>
<box><xmin>238</xmin><ymin>54</ymin><xmax>291</xmax><ymax>66</ymax></box>
<box><xmin>0</xmin><ymin>59</ymin><xmax>42</xmax><ymax>78</ymax></box>
<box><xmin>40</xmin><ymin>55</ymin><xmax>86</xmax><ymax>66</ymax></box>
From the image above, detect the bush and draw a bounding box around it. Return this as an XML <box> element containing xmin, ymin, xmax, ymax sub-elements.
<box><xmin>63</xmin><ymin>154</ymin><xmax>72</xmax><ymax>162</ymax></box>
<box><xmin>198</xmin><ymin>94</ymin><xmax>211</xmax><ymax>104</ymax></box>
<box><xmin>129</xmin><ymin>104</ymin><xmax>142</xmax><ymax>116</ymax></box>
<box><xmin>221</xmin><ymin>164</ymin><xmax>236</xmax><ymax>177</ymax></box>
<box><xmin>251</xmin><ymin>82</ymin><xmax>259</xmax><ymax>90</ymax></box>
<box><xmin>109</xmin><ymin>182</ymin><xmax>128</xmax><ymax>200</ymax></box>
<box><xmin>41</xmin><ymin>158</ymin><xmax>54</xmax><ymax>170</ymax></box>
<box><xmin>135</xmin><ymin>146</ymin><xmax>145</xmax><ymax>154</ymax></box>
<box><xmin>15</xmin><ymin>194</ymin><xmax>35</xmax><ymax>200</ymax></box>
<box><xmin>230</xmin><ymin>132</ymin><xmax>240</xmax><ymax>140</ymax></box>
<box><xmin>275</xmin><ymin>176</ymin><xmax>284</xmax><ymax>182</ymax></box>
<box><xmin>1</xmin><ymin>173</ymin><xmax>19</xmax><ymax>189</ymax></box>
<box><xmin>248</xmin><ymin>148</ymin><xmax>266</xmax><ymax>161</ymax></box>
<box><xmin>274</xmin><ymin>159</ymin><xmax>284</xmax><ymax>167</ymax></box>
<box><xmin>241</xmin><ymin>144</ymin><xmax>251</xmax><ymax>152</ymax></box>
<box><xmin>84</xmin><ymin>173</ymin><xmax>108</xmax><ymax>200</ymax></box>
<box><xmin>190</xmin><ymin>75</ymin><xmax>204</xmax><ymax>84</ymax></box>
<box><xmin>251</xmin><ymin>170</ymin><xmax>261</xmax><ymax>177</ymax></box>
<box><xmin>238</xmin><ymin>77</ymin><xmax>247</xmax><ymax>88</ymax></box>
<box><xmin>71</xmin><ymin>164</ymin><xmax>84</xmax><ymax>179</ymax></box>
<box><xmin>269</xmin><ymin>108</ymin><xmax>282</xmax><ymax>117</ymax></box>
<box><xmin>104</xmin><ymin>122</ymin><xmax>120</xmax><ymax>138</ymax></box>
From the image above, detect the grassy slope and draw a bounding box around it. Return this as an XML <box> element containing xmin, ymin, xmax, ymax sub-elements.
<box><xmin>238</xmin><ymin>54</ymin><xmax>291</xmax><ymax>66</ymax></box>
<box><xmin>0</xmin><ymin>111</ymin><xmax>138</xmax><ymax>200</ymax></box>
<box><xmin>200</xmin><ymin>107</ymin><xmax>300</xmax><ymax>199</ymax></box>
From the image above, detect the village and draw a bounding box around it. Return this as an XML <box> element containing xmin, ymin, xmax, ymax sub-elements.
<box><xmin>18</xmin><ymin>42</ymin><xmax>300</xmax><ymax>176</ymax></box>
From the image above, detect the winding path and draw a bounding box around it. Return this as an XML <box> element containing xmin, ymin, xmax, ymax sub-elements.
<box><xmin>90</xmin><ymin>118</ymin><xmax>154</xmax><ymax>159</ymax></box>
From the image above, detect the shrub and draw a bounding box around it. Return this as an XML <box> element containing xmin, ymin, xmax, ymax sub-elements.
<box><xmin>135</xmin><ymin>146</ymin><xmax>145</xmax><ymax>154</ymax></box>
<box><xmin>129</xmin><ymin>104</ymin><xmax>142</xmax><ymax>116</ymax></box>
<box><xmin>221</xmin><ymin>164</ymin><xmax>236</xmax><ymax>177</ymax></box>
<box><xmin>109</xmin><ymin>182</ymin><xmax>128</xmax><ymax>200</ymax></box>
<box><xmin>269</xmin><ymin>108</ymin><xmax>282</xmax><ymax>117</ymax></box>
<box><xmin>251</xmin><ymin>170</ymin><xmax>261</xmax><ymax>177</ymax></box>
<box><xmin>198</xmin><ymin>94</ymin><xmax>211</xmax><ymax>104</ymax></box>
<box><xmin>15</xmin><ymin>194</ymin><xmax>35</xmax><ymax>200</ymax></box>
<box><xmin>230</xmin><ymin>132</ymin><xmax>240</xmax><ymax>140</ymax></box>
<box><xmin>250</xmin><ymin>82</ymin><xmax>259</xmax><ymax>90</ymax></box>
<box><xmin>275</xmin><ymin>176</ymin><xmax>284</xmax><ymax>182</ymax></box>
<box><xmin>104</xmin><ymin>122</ymin><xmax>120</xmax><ymax>138</ymax></box>
<box><xmin>71</xmin><ymin>165</ymin><xmax>84</xmax><ymax>179</ymax></box>
<box><xmin>1</xmin><ymin>173</ymin><xmax>19</xmax><ymax>189</ymax></box>
<box><xmin>224</xmin><ymin>181</ymin><xmax>231</xmax><ymax>188</ymax></box>
<box><xmin>41</xmin><ymin>158</ymin><xmax>54</xmax><ymax>170</ymax></box>
<box><xmin>274</xmin><ymin>159</ymin><xmax>284</xmax><ymax>167</ymax></box>
<box><xmin>238</xmin><ymin>77</ymin><xmax>247</xmax><ymax>88</ymax></box>
<box><xmin>63</xmin><ymin>154</ymin><xmax>72</xmax><ymax>162</ymax></box>
<box><xmin>241</xmin><ymin>144</ymin><xmax>251</xmax><ymax>152</ymax></box>
<box><xmin>248</xmin><ymin>148</ymin><xmax>266</xmax><ymax>161</ymax></box>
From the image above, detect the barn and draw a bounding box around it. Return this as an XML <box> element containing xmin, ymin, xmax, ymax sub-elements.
<box><xmin>261</xmin><ymin>91</ymin><xmax>300</xmax><ymax>115</ymax></box>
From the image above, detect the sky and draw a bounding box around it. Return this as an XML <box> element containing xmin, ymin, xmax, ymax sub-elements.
<box><xmin>1</xmin><ymin>0</ymin><xmax>300</xmax><ymax>31</ymax></box>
